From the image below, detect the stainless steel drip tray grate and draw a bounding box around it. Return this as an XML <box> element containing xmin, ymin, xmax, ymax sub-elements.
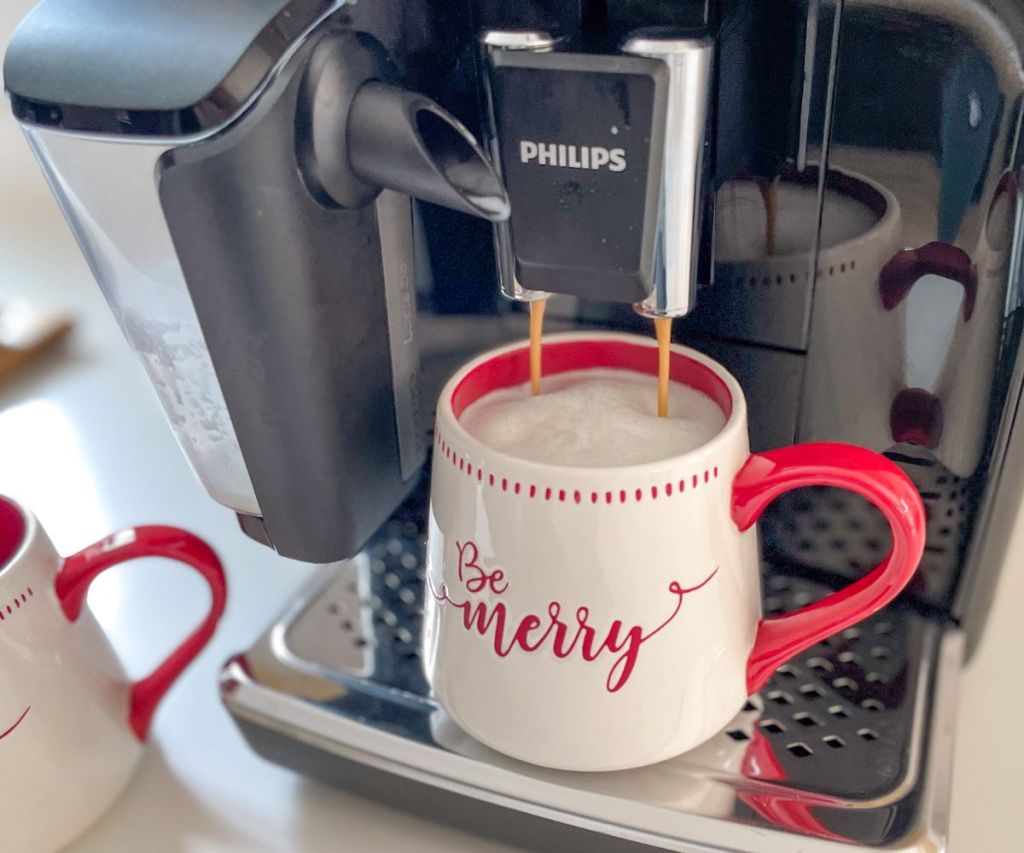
<box><xmin>222</xmin><ymin>504</ymin><xmax>961</xmax><ymax>852</ymax></box>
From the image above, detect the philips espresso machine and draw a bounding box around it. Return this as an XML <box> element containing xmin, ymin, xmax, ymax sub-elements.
<box><xmin>5</xmin><ymin>0</ymin><xmax>1024</xmax><ymax>849</ymax></box>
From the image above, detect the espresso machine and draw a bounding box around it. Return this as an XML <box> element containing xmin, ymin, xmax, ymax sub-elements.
<box><xmin>5</xmin><ymin>0</ymin><xmax>1024</xmax><ymax>849</ymax></box>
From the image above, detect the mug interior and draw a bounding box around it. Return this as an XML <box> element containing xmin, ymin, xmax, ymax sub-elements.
<box><xmin>450</xmin><ymin>337</ymin><xmax>734</xmax><ymax>421</ymax></box>
<box><xmin>0</xmin><ymin>496</ymin><xmax>27</xmax><ymax>576</ymax></box>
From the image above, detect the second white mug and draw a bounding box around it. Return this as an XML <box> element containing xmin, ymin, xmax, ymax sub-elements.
<box><xmin>0</xmin><ymin>496</ymin><xmax>226</xmax><ymax>852</ymax></box>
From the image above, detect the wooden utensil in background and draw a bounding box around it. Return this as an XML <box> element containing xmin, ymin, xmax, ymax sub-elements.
<box><xmin>0</xmin><ymin>297</ymin><xmax>73</xmax><ymax>381</ymax></box>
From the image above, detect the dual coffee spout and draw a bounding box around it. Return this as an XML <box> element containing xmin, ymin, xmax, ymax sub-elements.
<box><xmin>480</xmin><ymin>28</ymin><xmax>715</xmax><ymax>319</ymax></box>
<box><xmin>301</xmin><ymin>27</ymin><xmax>714</xmax><ymax>320</ymax></box>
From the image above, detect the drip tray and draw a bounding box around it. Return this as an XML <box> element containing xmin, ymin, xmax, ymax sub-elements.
<box><xmin>221</xmin><ymin>498</ymin><xmax>961</xmax><ymax>852</ymax></box>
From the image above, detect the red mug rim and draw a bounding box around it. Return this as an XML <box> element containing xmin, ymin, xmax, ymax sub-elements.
<box><xmin>0</xmin><ymin>496</ymin><xmax>27</xmax><ymax>577</ymax></box>
<box><xmin>450</xmin><ymin>336</ymin><xmax>734</xmax><ymax>421</ymax></box>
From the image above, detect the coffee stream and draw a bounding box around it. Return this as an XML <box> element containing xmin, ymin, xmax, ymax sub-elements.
<box><xmin>527</xmin><ymin>300</ymin><xmax>674</xmax><ymax>418</ymax></box>
<box><xmin>529</xmin><ymin>299</ymin><xmax>546</xmax><ymax>396</ymax></box>
<box><xmin>654</xmin><ymin>317</ymin><xmax>672</xmax><ymax>418</ymax></box>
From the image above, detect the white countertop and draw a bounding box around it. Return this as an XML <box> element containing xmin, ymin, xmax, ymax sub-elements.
<box><xmin>1</xmin><ymin>5</ymin><xmax>1021</xmax><ymax>851</ymax></box>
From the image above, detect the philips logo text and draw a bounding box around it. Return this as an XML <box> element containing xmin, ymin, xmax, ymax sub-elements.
<box><xmin>520</xmin><ymin>141</ymin><xmax>626</xmax><ymax>173</ymax></box>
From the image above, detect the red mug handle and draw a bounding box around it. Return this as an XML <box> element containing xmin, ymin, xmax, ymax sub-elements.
<box><xmin>732</xmin><ymin>443</ymin><xmax>925</xmax><ymax>694</ymax></box>
<box><xmin>54</xmin><ymin>525</ymin><xmax>227</xmax><ymax>740</ymax></box>
<box><xmin>878</xmin><ymin>241</ymin><xmax>976</xmax><ymax>321</ymax></box>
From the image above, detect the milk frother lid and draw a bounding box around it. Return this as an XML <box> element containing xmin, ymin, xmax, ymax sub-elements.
<box><xmin>4</xmin><ymin>0</ymin><xmax>334</xmax><ymax>135</ymax></box>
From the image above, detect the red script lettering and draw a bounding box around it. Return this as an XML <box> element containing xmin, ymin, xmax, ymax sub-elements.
<box><xmin>430</xmin><ymin>540</ymin><xmax>718</xmax><ymax>692</ymax></box>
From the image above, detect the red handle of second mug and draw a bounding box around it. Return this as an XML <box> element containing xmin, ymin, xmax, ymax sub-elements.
<box><xmin>54</xmin><ymin>525</ymin><xmax>227</xmax><ymax>740</ymax></box>
<box><xmin>732</xmin><ymin>443</ymin><xmax>926</xmax><ymax>694</ymax></box>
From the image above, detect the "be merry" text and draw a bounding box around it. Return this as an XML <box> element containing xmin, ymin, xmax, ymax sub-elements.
<box><xmin>430</xmin><ymin>539</ymin><xmax>717</xmax><ymax>692</ymax></box>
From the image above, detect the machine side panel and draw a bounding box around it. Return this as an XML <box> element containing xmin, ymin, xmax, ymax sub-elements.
<box><xmin>159</xmin><ymin>31</ymin><xmax>422</xmax><ymax>562</ymax></box>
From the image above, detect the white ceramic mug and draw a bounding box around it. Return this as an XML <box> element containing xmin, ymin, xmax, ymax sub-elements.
<box><xmin>0</xmin><ymin>496</ymin><xmax>226</xmax><ymax>852</ymax></box>
<box><xmin>424</xmin><ymin>332</ymin><xmax>926</xmax><ymax>771</ymax></box>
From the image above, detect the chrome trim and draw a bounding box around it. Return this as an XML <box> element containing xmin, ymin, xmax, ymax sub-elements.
<box><xmin>956</xmin><ymin>315</ymin><xmax>1024</xmax><ymax>648</ymax></box>
<box><xmin>376</xmin><ymin>191</ymin><xmax>427</xmax><ymax>483</ymax></box>
<box><xmin>478</xmin><ymin>30</ymin><xmax>558</xmax><ymax>304</ymax></box>
<box><xmin>623</xmin><ymin>33</ymin><xmax>714</xmax><ymax>319</ymax></box>
<box><xmin>908</xmin><ymin>627</ymin><xmax>963</xmax><ymax>850</ymax></box>
<box><xmin>797</xmin><ymin>0</ymin><xmax>823</xmax><ymax>172</ymax></box>
<box><xmin>479</xmin><ymin>31</ymin><xmax>561</xmax><ymax>52</ymax></box>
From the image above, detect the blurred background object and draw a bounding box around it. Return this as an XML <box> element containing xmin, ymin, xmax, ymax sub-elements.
<box><xmin>0</xmin><ymin>295</ymin><xmax>71</xmax><ymax>381</ymax></box>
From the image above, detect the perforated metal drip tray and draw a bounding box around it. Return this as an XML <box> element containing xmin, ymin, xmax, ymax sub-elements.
<box><xmin>222</xmin><ymin>491</ymin><xmax>962</xmax><ymax>852</ymax></box>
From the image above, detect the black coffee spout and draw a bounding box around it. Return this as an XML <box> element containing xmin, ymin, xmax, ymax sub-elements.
<box><xmin>348</xmin><ymin>82</ymin><xmax>510</xmax><ymax>222</ymax></box>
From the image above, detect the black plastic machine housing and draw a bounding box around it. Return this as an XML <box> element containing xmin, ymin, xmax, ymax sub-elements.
<box><xmin>155</xmin><ymin>29</ymin><xmax>419</xmax><ymax>563</ymax></box>
<box><xmin>486</xmin><ymin>50</ymin><xmax>668</xmax><ymax>302</ymax></box>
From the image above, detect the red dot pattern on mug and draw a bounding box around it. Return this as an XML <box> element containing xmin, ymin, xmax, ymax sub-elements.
<box><xmin>0</xmin><ymin>587</ymin><xmax>34</xmax><ymax>623</ymax></box>
<box><xmin>435</xmin><ymin>431</ymin><xmax>720</xmax><ymax>504</ymax></box>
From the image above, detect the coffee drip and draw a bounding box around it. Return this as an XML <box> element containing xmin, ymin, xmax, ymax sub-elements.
<box><xmin>529</xmin><ymin>300</ymin><xmax>545</xmax><ymax>396</ymax></box>
<box><xmin>527</xmin><ymin>302</ymin><xmax>677</xmax><ymax>418</ymax></box>
<box><xmin>654</xmin><ymin>318</ymin><xmax>673</xmax><ymax>417</ymax></box>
